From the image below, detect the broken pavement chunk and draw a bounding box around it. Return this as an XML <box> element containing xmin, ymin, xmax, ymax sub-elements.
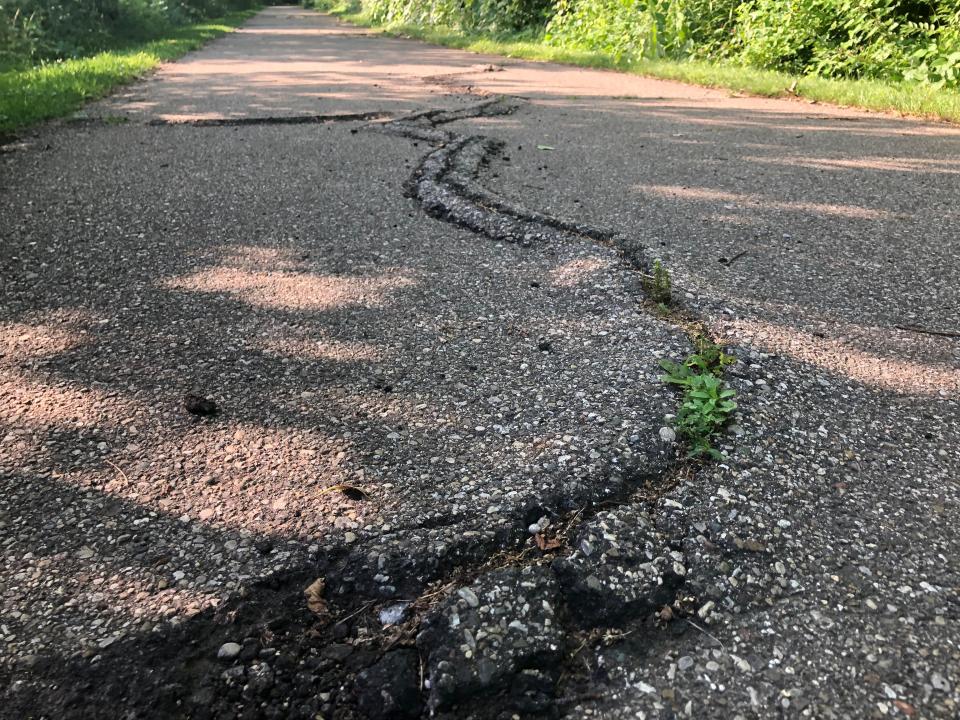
<box><xmin>417</xmin><ymin>566</ymin><xmax>563</xmax><ymax>711</ymax></box>
<box><xmin>553</xmin><ymin>506</ymin><xmax>683</xmax><ymax>627</ymax></box>
<box><xmin>354</xmin><ymin>649</ymin><xmax>422</xmax><ymax>719</ymax></box>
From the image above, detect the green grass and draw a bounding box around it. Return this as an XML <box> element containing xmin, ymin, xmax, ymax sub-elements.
<box><xmin>325</xmin><ymin>9</ymin><xmax>960</xmax><ymax>124</ymax></box>
<box><xmin>0</xmin><ymin>9</ymin><xmax>258</xmax><ymax>134</ymax></box>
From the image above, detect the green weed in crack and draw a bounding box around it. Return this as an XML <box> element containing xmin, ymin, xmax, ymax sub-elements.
<box><xmin>660</xmin><ymin>336</ymin><xmax>736</xmax><ymax>460</ymax></box>
<box><xmin>642</xmin><ymin>258</ymin><xmax>672</xmax><ymax>305</ymax></box>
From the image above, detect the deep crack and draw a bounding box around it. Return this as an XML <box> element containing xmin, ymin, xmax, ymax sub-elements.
<box><xmin>146</xmin><ymin>111</ymin><xmax>392</xmax><ymax>127</ymax></box>
<box><xmin>5</xmin><ymin>96</ymin><xmax>708</xmax><ymax>720</ymax></box>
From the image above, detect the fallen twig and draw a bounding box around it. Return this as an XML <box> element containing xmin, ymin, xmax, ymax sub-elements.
<box><xmin>719</xmin><ymin>249</ymin><xmax>749</xmax><ymax>266</ymax></box>
<box><xmin>895</xmin><ymin>324</ymin><xmax>960</xmax><ymax>339</ymax></box>
<box><xmin>686</xmin><ymin>618</ymin><xmax>726</xmax><ymax>650</ymax></box>
<box><xmin>104</xmin><ymin>458</ymin><xmax>129</xmax><ymax>484</ymax></box>
<box><xmin>335</xmin><ymin>600</ymin><xmax>376</xmax><ymax>625</ymax></box>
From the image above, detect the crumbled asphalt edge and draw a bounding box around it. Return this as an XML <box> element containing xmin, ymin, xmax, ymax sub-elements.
<box><xmin>374</xmin><ymin>98</ymin><xmax>626</xmax><ymax>251</ymax></box>
<box><xmin>146</xmin><ymin>112</ymin><xmax>393</xmax><ymax>127</ymax></box>
<box><xmin>373</xmin><ymin>97</ymin><xmax>679</xmax><ymax>311</ymax></box>
<box><xmin>0</xmin><ymin>112</ymin><xmax>393</xmax><ymax>148</ymax></box>
<box><xmin>1</xmin><ymin>99</ymin><xmax>731</xmax><ymax>720</ymax></box>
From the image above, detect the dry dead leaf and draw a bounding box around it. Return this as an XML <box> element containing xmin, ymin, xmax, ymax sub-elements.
<box><xmin>534</xmin><ymin>533</ymin><xmax>562</xmax><ymax>551</ymax></box>
<box><xmin>304</xmin><ymin>578</ymin><xmax>329</xmax><ymax>619</ymax></box>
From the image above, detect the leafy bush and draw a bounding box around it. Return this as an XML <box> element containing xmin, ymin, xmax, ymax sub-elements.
<box><xmin>729</xmin><ymin>0</ymin><xmax>908</xmax><ymax>79</ymax></box>
<box><xmin>902</xmin><ymin>4</ymin><xmax>960</xmax><ymax>87</ymax></box>
<box><xmin>0</xmin><ymin>0</ymin><xmax>260</xmax><ymax>69</ymax></box>
<box><xmin>509</xmin><ymin>0</ymin><xmax>960</xmax><ymax>88</ymax></box>
<box><xmin>545</xmin><ymin>0</ymin><xmax>741</xmax><ymax>60</ymax></box>
<box><xmin>356</xmin><ymin>0</ymin><xmax>554</xmax><ymax>32</ymax></box>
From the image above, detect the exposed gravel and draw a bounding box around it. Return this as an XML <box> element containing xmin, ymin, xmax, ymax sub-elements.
<box><xmin>445</xmin><ymin>53</ymin><xmax>960</xmax><ymax>720</ymax></box>
<box><xmin>418</xmin><ymin>566</ymin><xmax>564</xmax><ymax>711</ymax></box>
<box><xmin>554</xmin><ymin>505</ymin><xmax>682</xmax><ymax>627</ymax></box>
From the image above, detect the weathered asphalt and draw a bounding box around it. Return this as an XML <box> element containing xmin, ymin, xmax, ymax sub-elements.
<box><xmin>1</xmin><ymin>6</ymin><xmax>958</xmax><ymax>719</ymax></box>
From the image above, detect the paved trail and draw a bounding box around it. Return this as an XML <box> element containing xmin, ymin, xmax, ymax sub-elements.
<box><xmin>2</xmin><ymin>7</ymin><xmax>958</xmax><ymax>719</ymax></box>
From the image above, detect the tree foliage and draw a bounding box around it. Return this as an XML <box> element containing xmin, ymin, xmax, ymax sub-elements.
<box><xmin>341</xmin><ymin>0</ymin><xmax>960</xmax><ymax>88</ymax></box>
<box><xmin>0</xmin><ymin>0</ymin><xmax>259</xmax><ymax>69</ymax></box>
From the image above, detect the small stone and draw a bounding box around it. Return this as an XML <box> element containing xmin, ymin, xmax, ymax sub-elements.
<box><xmin>76</xmin><ymin>546</ymin><xmax>95</xmax><ymax>560</ymax></box>
<box><xmin>931</xmin><ymin>672</ymin><xmax>950</xmax><ymax>691</ymax></box>
<box><xmin>218</xmin><ymin>642</ymin><xmax>242</xmax><ymax>660</ymax></box>
<box><xmin>98</xmin><ymin>635</ymin><xmax>120</xmax><ymax>649</ymax></box>
<box><xmin>321</xmin><ymin>643</ymin><xmax>354</xmax><ymax>662</ymax></box>
<box><xmin>659</xmin><ymin>426</ymin><xmax>677</xmax><ymax>443</ymax></box>
<box><xmin>678</xmin><ymin>656</ymin><xmax>694</xmax><ymax>671</ymax></box>
<box><xmin>243</xmin><ymin>662</ymin><xmax>274</xmax><ymax>698</ymax></box>
<box><xmin>222</xmin><ymin>666</ymin><xmax>245</xmax><ymax>683</ymax></box>
<box><xmin>379</xmin><ymin>603</ymin><xmax>410</xmax><ymax>626</ymax></box>
<box><xmin>457</xmin><ymin>587</ymin><xmax>479</xmax><ymax>608</ymax></box>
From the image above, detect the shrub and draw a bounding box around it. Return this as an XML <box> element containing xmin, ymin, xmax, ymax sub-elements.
<box><xmin>0</xmin><ymin>0</ymin><xmax>259</xmax><ymax>69</ymax></box>
<box><xmin>538</xmin><ymin>0</ymin><xmax>960</xmax><ymax>88</ymax></box>
<box><xmin>357</xmin><ymin>0</ymin><xmax>554</xmax><ymax>33</ymax></box>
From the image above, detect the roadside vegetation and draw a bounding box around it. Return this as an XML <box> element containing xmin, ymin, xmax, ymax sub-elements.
<box><xmin>0</xmin><ymin>1</ymin><xmax>261</xmax><ymax>133</ymax></box>
<box><xmin>306</xmin><ymin>0</ymin><xmax>960</xmax><ymax>122</ymax></box>
<box><xmin>660</xmin><ymin>336</ymin><xmax>737</xmax><ymax>460</ymax></box>
<box><xmin>640</xmin><ymin>259</ymin><xmax>738</xmax><ymax>460</ymax></box>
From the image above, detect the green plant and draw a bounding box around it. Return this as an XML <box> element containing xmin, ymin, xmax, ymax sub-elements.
<box><xmin>0</xmin><ymin>0</ymin><xmax>259</xmax><ymax>70</ymax></box>
<box><xmin>660</xmin><ymin>338</ymin><xmax>736</xmax><ymax>459</ymax></box>
<box><xmin>325</xmin><ymin>3</ymin><xmax>960</xmax><ymax>122</ymax></box>
<box><xmin>0</xmin><ymin>10</ymin><xmax>255</xmax><ymax>132</ymax></box>
<box><xmin>353</xmin><ymin>0</ymin><xmax>554</xmax><ymax>33</ymax></box>
<box><xmin>642</xmin><ymin>258</ymin><xmax>672</xmax><ymax>304</ymax></box>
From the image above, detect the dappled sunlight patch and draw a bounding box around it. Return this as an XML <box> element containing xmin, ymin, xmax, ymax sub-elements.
<box><xmin>547</xmin><ymin>257</ymin><xmax>614</xmax><ymax>287</ymax></box>
<box><xmin>92</xmin><ymin>424</ymin><xmax>369</xmax><ymax>538</ymax></box>
<box><xmin>162</xmin><ymin>265</ymin><xmax>416</xmax><ymax>311</ymax></box>
<box><xmin>745</xmin><ymin>155</ymin><xmax>960</xmax><ymax>175</ymax></box>
<box><xmin>719</xmin><ymin>317</ymin><xmax>959</xmax><ymax>397</ymax></box>
<box><xmin>258</xmin><ymin>335</ymin><xmax>384</xmax><ymax>363</ymax></box>
<box><xmin>636</xmin><ymin>184</ymin><xmax>892</xmax><ymax>220</ymax></box>
<box><xmin>636</xmin><ymin>107</ymin><xmax>960</xmax><ymax>137</ymax></box>
<box><xmin>0</xmin><ymin>375</ymin><xmax>141</xmax><ymax>432</ymax></box>
<box><xmin>0</xmin><ymin>312</ymin><xmax>92</xmax><ymax>364</ymax></box>
<box><xmin>0</xmin><ymin>552</ymin><xmax>223</xmax><ymax>654</ymax></box>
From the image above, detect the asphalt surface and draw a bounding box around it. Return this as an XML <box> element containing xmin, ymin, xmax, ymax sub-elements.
<box><xmin>1</xmin><ymin>6</ymin><xmax>958</xmax><ymax>719</ymax></box>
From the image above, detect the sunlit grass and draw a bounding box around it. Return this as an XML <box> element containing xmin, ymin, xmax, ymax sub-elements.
<box><xmin>331</xmin><ymin>10</ymin><xmax>960</xmax><ymax>125</ymax></box>
<box><xmin>0</xmin><ymin>10</ymin><xmax>257</xmax><ymax>134</ymax></box>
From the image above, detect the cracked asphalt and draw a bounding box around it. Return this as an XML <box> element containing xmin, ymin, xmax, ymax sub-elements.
<box><xmin>2</xmin><ymin>6</ymin><xmax>958</xmax><ymax>719</ymax></box>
